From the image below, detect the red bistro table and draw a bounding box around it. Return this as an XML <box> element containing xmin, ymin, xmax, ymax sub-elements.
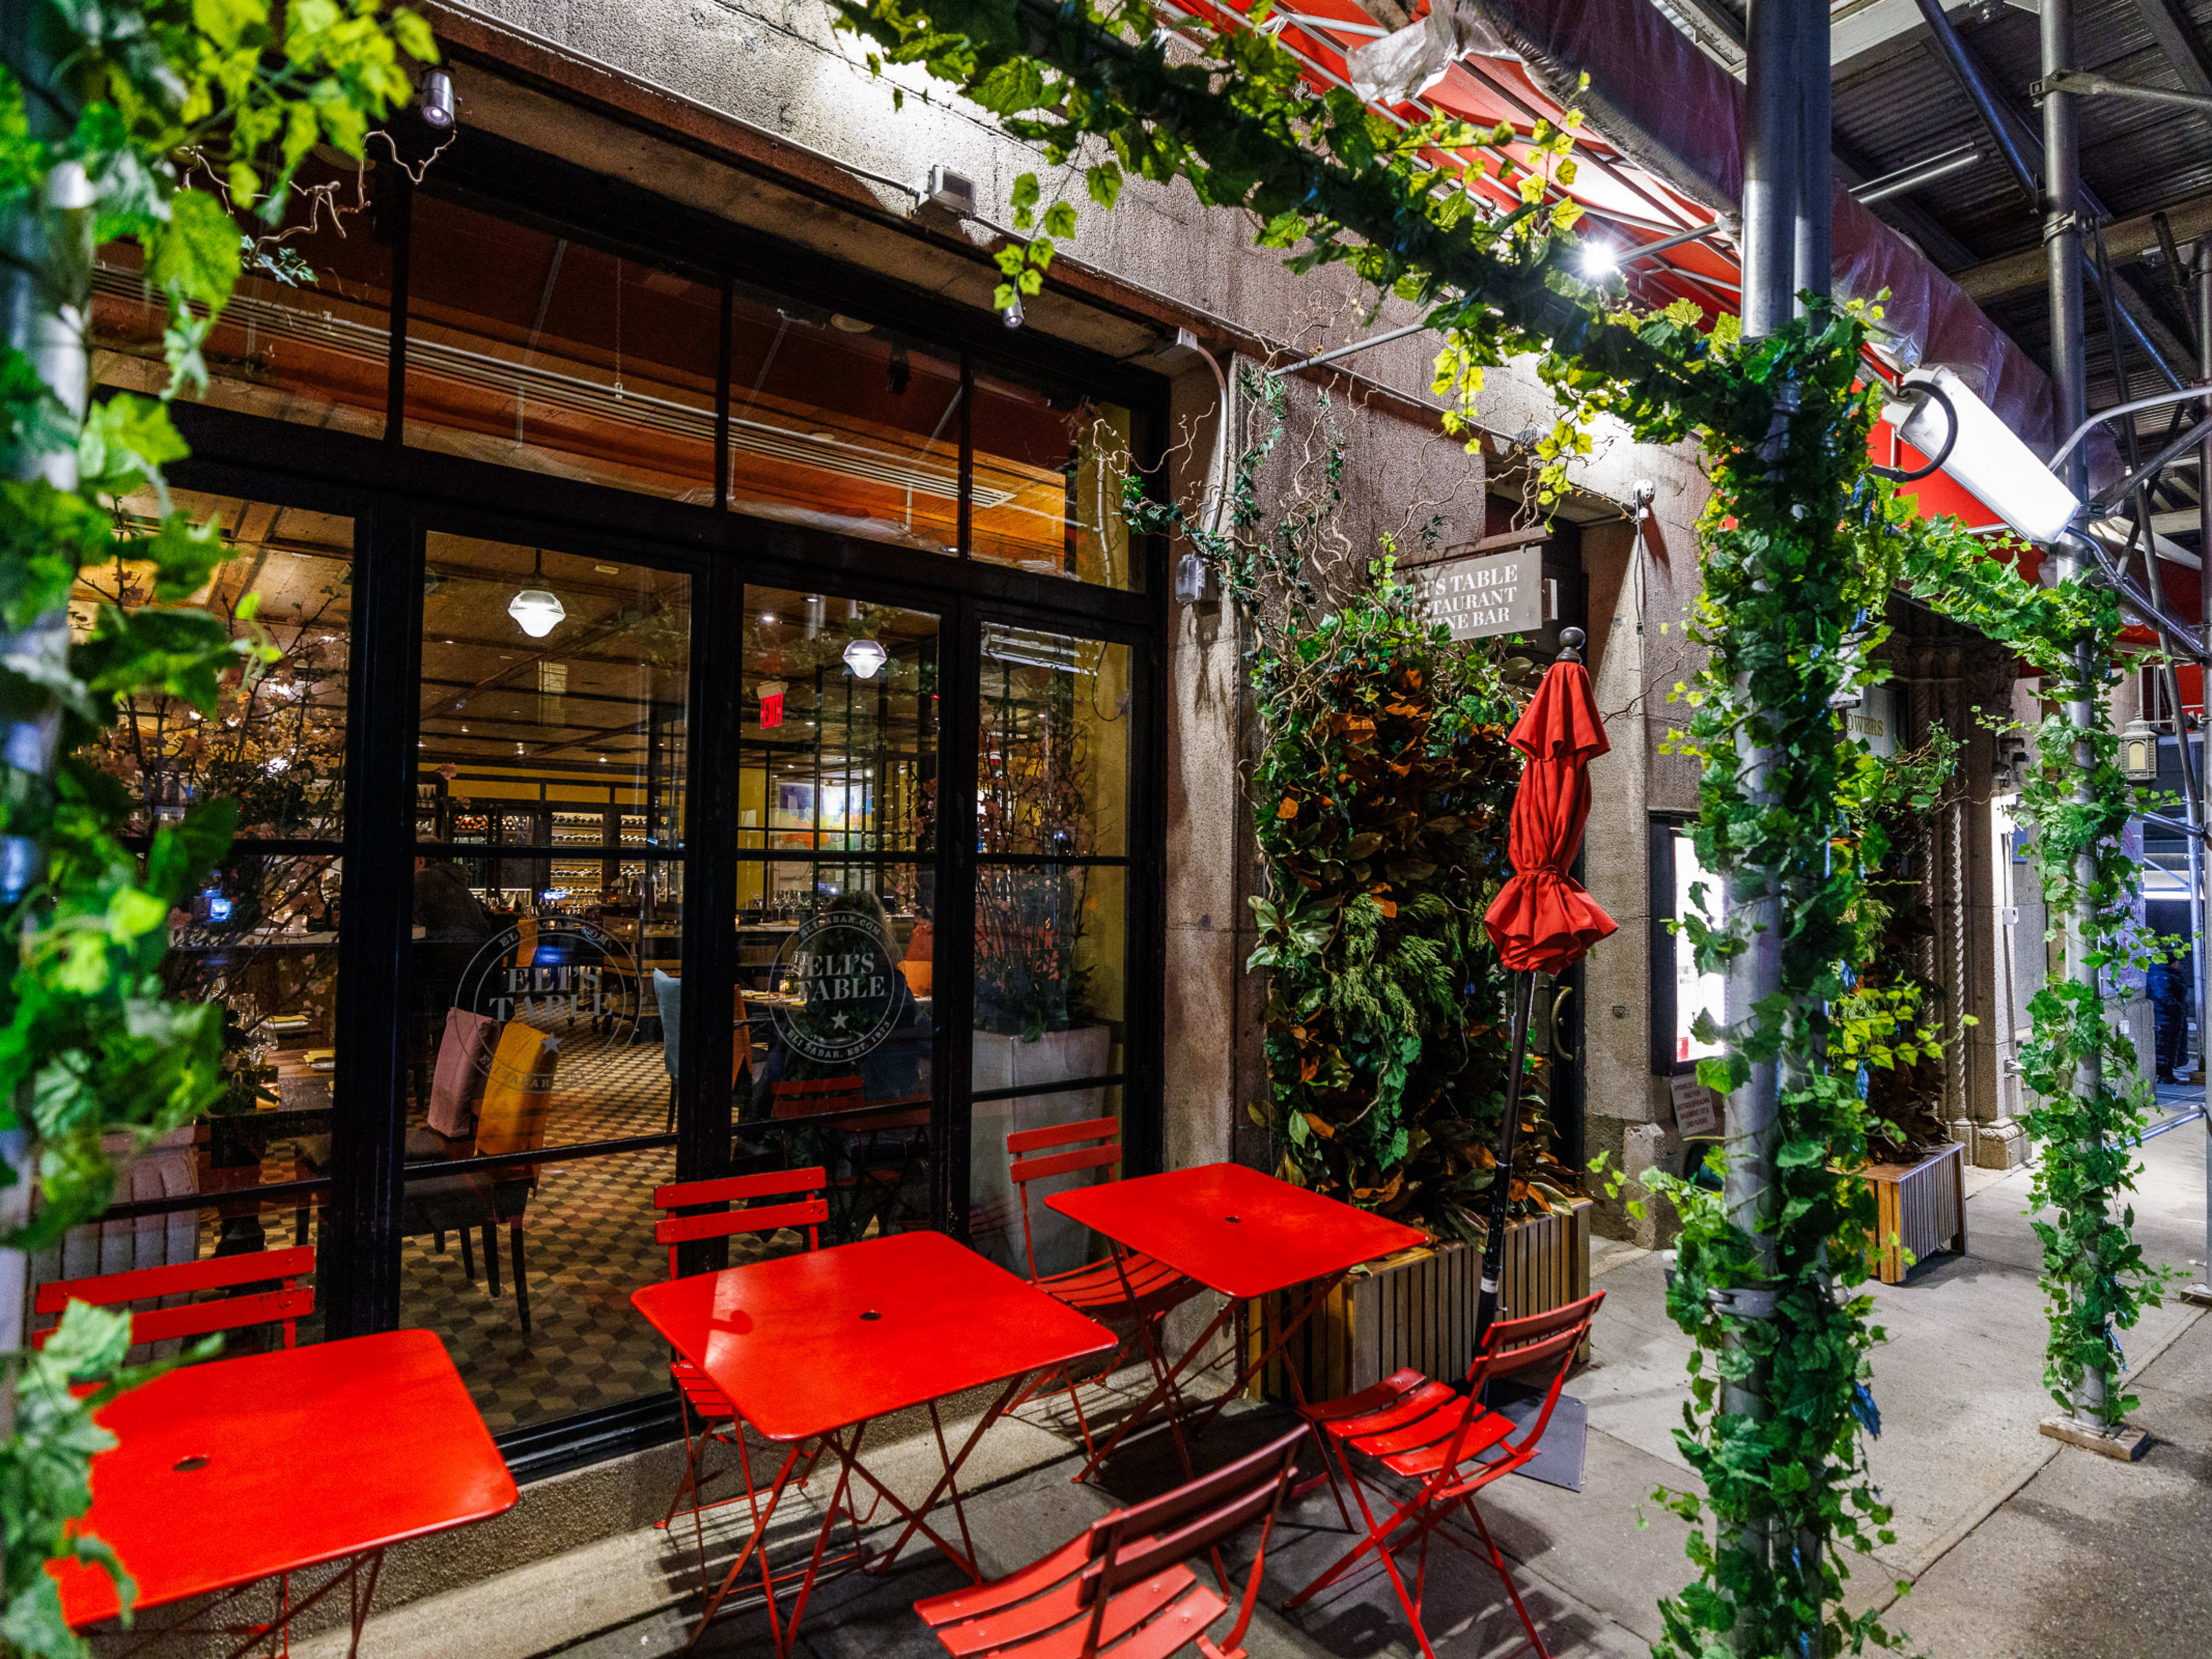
<box><xmin>51</xmin><ymin>1329</ymin><xmax>517</xmax><ymax>1658</ymax></box>
<box><xmin>1047</xmin><ymin>1161</ymin><xmax>1426</xmax><ymax>1479</ymax></box>
<box><xmin>630</xmin><ymin>1229</ymin><xmax>1113</xmax><ymax>1652</ymax></box>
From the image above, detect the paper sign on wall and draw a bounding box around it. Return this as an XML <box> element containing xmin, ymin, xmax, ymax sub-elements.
<box><xmin>1408</xmin><ymin>549</ymin><xmax>1544</xmax><ymax>642</ymax></box>
<box><xmin>1670</xmin><ymin>1072</ymin><xmax>1722</xmax><ymax>1138</ymax></box>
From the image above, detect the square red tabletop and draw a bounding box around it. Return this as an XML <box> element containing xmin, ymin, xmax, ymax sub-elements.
<box><xmin>53</xmin><ymin>1329</ymin><xmax>517</xmax><ymax>1628</ymax></box>
<box><xmin>1046</xmin><ymin>1162</ymin><xmax>1427</xmax><ymax>1300</ymax></box>
<box><xmin>630</xmin><ymin>1230</ymin><xmax>1115</xmax><ymax>1442</ymax></box>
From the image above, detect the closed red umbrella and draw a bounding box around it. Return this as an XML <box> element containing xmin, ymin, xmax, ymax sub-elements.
<box><xmin>1474</xmin><ymin>627</ymin><xmax>1617</xmax><ymax>1346</ymax></box>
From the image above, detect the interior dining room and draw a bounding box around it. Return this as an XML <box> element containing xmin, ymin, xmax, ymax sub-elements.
<box><xmin>55</xmin><ymin>130</ymin><xmax>1166</xmax><ymax>1465</ymax></box>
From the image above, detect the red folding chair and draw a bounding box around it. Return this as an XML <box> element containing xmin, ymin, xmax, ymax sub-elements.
<box><xmin>914</xmin><ymin>1422</ymin><xmax>1309</xmax><ymax>1659</ymax></box>
<box><xmin>1004</xmin><ymin>1116</ymin><xmax>1203</xmax><ymax>1464</ymax></box>
<box><xmin>33</xmin><ymin>1246</ymin><xmax>317</xmax><ymax>1354</ymax></box>
<box><xmin>1286</xmin><ymin>1289</ymin><xmax>1605</xmax><ymax>1659</ymax></box>
<box><xmin>649</xmin><ymin>1167</ymin><xmax>830</xmax><ymax>1615</ymax></box>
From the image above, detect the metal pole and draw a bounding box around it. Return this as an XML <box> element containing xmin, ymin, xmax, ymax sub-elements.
<box><xmin>1726</xmin><ymin>0</ymin><xmax>1802</xmax><ymax>1623</ymax></box>
<box><xmin>2044</xmin><ymin>0</ymin><xmax>2110</xmax><ymax>1422</ymax></box>
<box><xmin>2190</xmin><ymin>238</ymin><xmax>2212</xmax><ymax>1309</ymax></box>
<box><xmin>1794</xmin><ymin>2</ymin><xmax>1832</xmax><ymax>320</ymax></box>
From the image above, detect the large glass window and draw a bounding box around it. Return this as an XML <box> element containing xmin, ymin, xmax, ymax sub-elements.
<box><xmin>91</xmin><ymin>157</ymin><xmax>395</xmax><ymax>438</ymax></box>
<box><xmin>968</xmin><ymin>624</ymin><xmax>1134</xmax><ymax>1274</ymax></box>
<box><xmin>406</xmin><ymin>192</ymin><xmax>719</xmax><ymax>501</ymax></box>
<box><xmin>726</xmin><ymin>289</ymin><xmax>963</xmax><ymax>554</ymax></box>
<box><xmin>971</xmin><ymin>372</ymin><xmax>1137</xmax><ymax>590</ymax></box>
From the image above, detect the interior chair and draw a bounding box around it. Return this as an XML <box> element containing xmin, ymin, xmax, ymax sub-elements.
<box><xmin>1002</xmin><ymin>1115</ymin><xmax>1203</xmax><ymax>1467</ymax></box>
<box><xmin>649</xmin><ymin>1166</ymin><xmax>829</xmax><ymax>1603</ymax></box>
<box><xmin>399</xmin><ymin>1020</ymin><xmax>560</xmax><ymax>1332</ymax></box>
<box><xmin>913</xmin><ymin>1422</ymin><xmax>1309</xmax><ymax>1659</ymax></box>
<box><xmin>657</xmin><ymin>970</ymin><xmax>753</xmax><ymax>1134</ymax></box>
<box><xmin>33</xmin><ymin>1245</ymin><xmax>317</xmax><ymax>1355</ymax></box>
<box><xmin>1285</xmin><ymin>1289</ymin><xmax>1606</xmax><ymax>1659</ymax></box>
<box><xmin>770</xmin><ymin>1076</ymin><xmax>930</xmax><ymax>1243</ymax></box>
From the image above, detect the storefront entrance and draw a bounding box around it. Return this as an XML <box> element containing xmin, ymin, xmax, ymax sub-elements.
<box><xmin>62</xmin><ymin>132</ymin><xmax>1165</xmax><ymax>1469</ymax></box>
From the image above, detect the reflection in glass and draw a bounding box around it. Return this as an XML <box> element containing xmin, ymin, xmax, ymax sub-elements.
<box><xmin>978</xmin><ymin>630</ymin><xmax>1129</xmax><ymax>856</ymax></box>
<box><xmin>971</xmin><ymin>374</ymin><xmax>1134</xmax><ymax>589</ymax></box>
<box><xmin>728</xmin><ymin>291</ymin><xmax>963</xmax><ymax>552</ymax></box>
<box><xmin>90</xmin><ymin>157</ymin><xmax>394</xmax><ymax>437</ymax></box>
<box><xmin>400</xmin><ymin>1145</ymin><xmax>675</xmax><ymax>1433</ymax></box>
<box><xmin>406</xmin><ymin>192</ymin><xmax>719</xmax><ymax>501</ymax></box>
<box><xmin>84</xmin><ymin>493</ymin><xmax>353</xmax><ymax>838</ymax></box>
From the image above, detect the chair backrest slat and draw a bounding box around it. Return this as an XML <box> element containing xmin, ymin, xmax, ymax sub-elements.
<box><xmin>1006</xmin><ymin>1115</ymin><xmax>1121</xmax><ymax>1156</ymax></box>
<box><xmin>1009</xmin><ymin>1143</ymin><xmax>1122</xmax><ymax>1185</ymax></box>
<box><xmin>651</xmin><ymin>1166</ymin><xmax>828</xmax><ymax>1277</ymax></box>
<box><xmin>655</xmin><ymin>1197</ymin><xmax>828</xmax><ymax>1247</ymax></box>
<box><xmin>32</xmin><ymin>1247</ymin><xmax>317</xmax><ymax>1353</ymax></box>
<box><xmin>1446</xmin><ymin>1288</ymin><xmax>1605</xmax><ymax>1472</ymax></box>
<box><xmin>770</xmin><ymin>1077</ymin><xmax>869</xmax><ymax>1121</ymax></box>
<box><xmin>33</xmin><ymin>1245</ymin><xmax>317</xmax><ymax>1315</ymax></box>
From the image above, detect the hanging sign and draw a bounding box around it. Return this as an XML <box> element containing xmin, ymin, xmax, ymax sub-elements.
<box><xmin>1408</xmin><ymin>548</ymin><xmax>1544</xmax><ymax>642</ymax></box>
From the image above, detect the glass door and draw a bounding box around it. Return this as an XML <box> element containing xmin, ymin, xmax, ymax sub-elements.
<box><xmin>732</xmin><ymin>585</ymin><xmax>942</xmax><ymax>1245</ymax></box>
<box><xmin>964</xmin><ymin>616</ymin><xmax>1137</xmax><ymax>1276</ymax></box>
<box><xmin>401</xmin><ymin>531</ymin><xmax>693</xmax><ymax>1435</ymax></box>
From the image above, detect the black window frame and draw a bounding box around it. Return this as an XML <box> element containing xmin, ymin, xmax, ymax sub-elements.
<box><xmin>90</xmin><ymin>126</ymin><xmax>1172</xmax><ymax>1479</ymax></box>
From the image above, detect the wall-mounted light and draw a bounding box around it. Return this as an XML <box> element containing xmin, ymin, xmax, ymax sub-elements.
<box><xmin>509</xmin><ymin>547</ymin><xmax>566</xmax><ymax>638</ymax></box>
<box><xmin>2120</xmin><ymin>716</ymin><xmax>2161</xmax><ymax>782</ymax></box>
<box><xmin>417</xmin><ymin>69</ymin><xmax>456</xmax><ymax>130</ymax></box>
<box><xmin>1003</xmin><ymin>292</ymin><xmax>1025</xmax><ymax>330</ymax></box>
<box><xmin>1173</xmin><ymin>550</ymin><xmax>1219</xmax><ymax>605</ymax></box>
<box><xmin>1881</xmin><ymin>366</ymin><xmax>2082</xmax><ymax>544</ymax></box>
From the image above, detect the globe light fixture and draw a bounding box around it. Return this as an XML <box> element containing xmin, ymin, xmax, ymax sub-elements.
<box><xmin>842</xmin><ymin>637</ymin><xmax>888</xmax><ymax>679</ymax></box>
<box><xmin>509</xmin><ymin>547</ymin><xmax>566</xmax><ymax>639</ymax></box>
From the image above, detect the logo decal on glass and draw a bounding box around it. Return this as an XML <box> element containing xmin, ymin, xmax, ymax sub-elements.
<box><xmin>770</xmin><ymin>910</ymin><xmax>903</xmax><ymax>1065</ymax></box>
<box><xmin>450</xmin><ymin>915</ymin><xmax>643</xmax><ymax>1086</ymax></box>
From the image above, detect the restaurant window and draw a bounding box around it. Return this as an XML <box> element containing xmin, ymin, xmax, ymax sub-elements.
<box><xmin>971</xmin><ymin>371</ymin><xmax>1137</xmax><ymax>590</ymax></box>
<box><xmin>90</xmin><ymin>156</ymin><xmax>395</xmax><ymax>439</ymax></box>
<box><xmin>404</xmin><ymin>191</ymin><xmax>720</xmax><ymax>502</ymax></box>
<box><xmin>968</xmin><ymin>627</ymin><xmax>1133</xmax><ymax>1273</ymax></box>
<box><xmin>726</xmin><ymin>287</ymin><xmax>964</xmax><ymax>554</ymax></box>
<box><xmin>1650</xmin><ymin>821</ymin><xmax>1726</xmax><ymax>1075</ymax></box>
<box><xmin>734</xmin><ymin>586</ymin><xmax>941</xmax><ymax>1245</ymax></box>
<box><xmin>402</xmin><ymin>533</ymin><xmax>694</xmax><ymax>1428</ymax></box>
<box><xmin>39</xmin><ymin>491</ymin><xmax>359</xmax><ymax>1344</ymax></box>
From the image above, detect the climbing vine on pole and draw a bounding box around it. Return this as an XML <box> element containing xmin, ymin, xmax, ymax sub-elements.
<box><xmin>831</xmin><ymin>0</ymin><xmax>2157</xmax><ymax>1647</ymax></box>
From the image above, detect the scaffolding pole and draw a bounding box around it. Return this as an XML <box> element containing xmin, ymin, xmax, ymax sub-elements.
<box><xmin>2189</xmin><ymin>239</ymin><xmax>2212</xmax><ymax>1310</ymax></box>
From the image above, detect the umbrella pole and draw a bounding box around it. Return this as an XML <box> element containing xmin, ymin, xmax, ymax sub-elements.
<box><xmin>1474</xmin><ymin>969</ymin><xmax>1540</xmax><ymax>1356</ymax></box>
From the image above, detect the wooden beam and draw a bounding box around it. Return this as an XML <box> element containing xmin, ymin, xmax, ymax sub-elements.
<box><xmin>1955</xmin><ymin>188</ymin><xmax>2212</xmax><ymax>299</ymax></box>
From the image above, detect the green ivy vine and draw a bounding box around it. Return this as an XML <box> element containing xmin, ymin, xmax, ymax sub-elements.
<box><xmin>1</xmin><ymin>4</ymin><xmax>427</xmax><ymax>1651</ymax></box>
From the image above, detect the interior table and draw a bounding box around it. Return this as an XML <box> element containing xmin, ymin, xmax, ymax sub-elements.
<box><xmin>51</xmin><ymin>1329</ymin><xmax>517</xmax><ymax>1657</ymax></box>
<box><xmin>631</xmin><ymin>1229</ymin><xmax>1112</xmax><ymax>1653</ymax></box>
<box><xmin>1047</xmin><ymin>1161</ymin><xmax>1426</xmax><ymax>1480</ymax></box>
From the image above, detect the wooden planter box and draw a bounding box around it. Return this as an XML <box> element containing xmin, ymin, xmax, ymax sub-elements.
<box><xmin>1248</xmin><ymin>1198</ymin><xmax>1592</xmax><ymax>1403</ymax></box>
<box><xmin>1857</xmin><ymin>1141</ymin><xmax>1967</xmax><ymax>1284</ymax></box>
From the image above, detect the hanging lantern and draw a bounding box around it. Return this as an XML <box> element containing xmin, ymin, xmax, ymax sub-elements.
<box><xmin>2120</xmin><ymin>717</ymin><xmax>2160</xmax><ymax>783</ymax></box>
<box><xmin>757</xmin><ymin>679</ymin><xmax>787</xmax><ymax>729</ymax></box>
<box><xmin>509</xmin><ymin>547</ymin><xmax>565</xmax><ymax>639</ymax></box>
<box><xmin>843</xmin><ymin>637</ymin><xmax>888</xmax><ymax>679</ymax></box>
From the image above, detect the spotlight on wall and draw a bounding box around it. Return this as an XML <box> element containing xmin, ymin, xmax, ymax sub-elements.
<box><xmin>1003</xmin><ymin>292</ymin><xmax>1025</xmax><ymax>329</ymax></box>
<box><xmin>416</xmin><ymin>69</ymin><xmax>456</xmax><ymax>130</ymax></box>
<box><xmin>843</xmin><ymin>638</ymin><xmax>888</xmax><ymax>679</ymax></box>
<box><xmin>1880</xmin><ymin>366</ymin><xmax>2082</xmax><ymax>544</ymax></box>
<box><xmin>2120</xmin><ymin>717</ymin><xmax>2161</xmax><ymax>783</ymax></box>
<box><xmin>508</xmin><ymin>548</ymin><xmax>566</xmax><ymax>639</ymax></box>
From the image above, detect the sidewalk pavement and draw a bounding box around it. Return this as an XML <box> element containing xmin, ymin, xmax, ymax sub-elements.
<box><xmin>294</xmin><ymin>1114</ymin><xmax>2212</xmax><ymax>1658</ymax></box>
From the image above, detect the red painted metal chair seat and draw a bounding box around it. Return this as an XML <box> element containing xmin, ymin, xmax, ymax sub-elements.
<box><xmin>1287</xmin><ymin>1290</ymin><xmax>1605</xmax><ymax>1659</ymax></box>
<box><xmin>1034</xmin><ymin>1252</ymin><xmax>1192</xmax><ymax>1324</ymax></box>
<box><xmin>914</xmin><ymin>1424</ymin><xmax>1306</xmax><ymax>1659</ymax></box>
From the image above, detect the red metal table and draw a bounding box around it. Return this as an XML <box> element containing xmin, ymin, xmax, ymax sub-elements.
<box><xmin>1047</xmin><ymin>1161</ymin><xmax>1426</xmax><ymax>1479</ymax></box>
<box><xmin>630</xmin><ymin>1229</ymin><xmax>1113</xmax><ymax>1652</ymax></box>
<box><xmin>51</xmin><ymin>1328</ymin><xmax>517</xmax><ymax>1658</ymax></box>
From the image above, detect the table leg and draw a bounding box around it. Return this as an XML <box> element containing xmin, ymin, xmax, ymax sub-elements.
<box><xmin>1069</xmin><ymin>1293</ymin><xmax>1240</xmax><ymax>1483</ymax></box>
<box><xmin>852</xmin><ymin>1369</ymin><xmax>1031</xmax><ymax>1577</ymax></box>
<box><xmin>685</xmin><ymin>1436</ymin><xmax>817</xmax><ymax>1652</ymax></box>
<box><xmin>1189</xmin><ymin>1271</ymin><xmax>1345</xmax><ymax>1431</ymax></box>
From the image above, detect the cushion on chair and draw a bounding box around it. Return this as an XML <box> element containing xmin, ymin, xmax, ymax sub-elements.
<box><xmin>427</xmin><ymin>1007</ymin><xmax>499</xmax><ymax>1138</ymax></box>
<box><xmin>654</xmin><ymin>969</ymin><xmax>681</xmax><ymax>1079</ymax></box>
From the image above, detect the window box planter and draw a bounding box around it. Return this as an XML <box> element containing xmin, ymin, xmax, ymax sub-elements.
<box><xmin>1247</xmin><ymin>1197</ymin><xmax>1593</xmax><ymax>1402</ymax></box>
<box><xmin>1854</xmin><ymin>1141</ymin><xmax>1967</xmax><ymax>1284</ymax></box>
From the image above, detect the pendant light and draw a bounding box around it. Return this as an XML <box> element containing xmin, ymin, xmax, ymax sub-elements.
<box><xmin>842</xmin><ymin>637</ymin><xmax>888</xmax><ymax>679</ymax></box>
<box><xmin>509</xmin><ymin>548</ymin><xmax>566</xmax><ymax>639</ymax></box>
